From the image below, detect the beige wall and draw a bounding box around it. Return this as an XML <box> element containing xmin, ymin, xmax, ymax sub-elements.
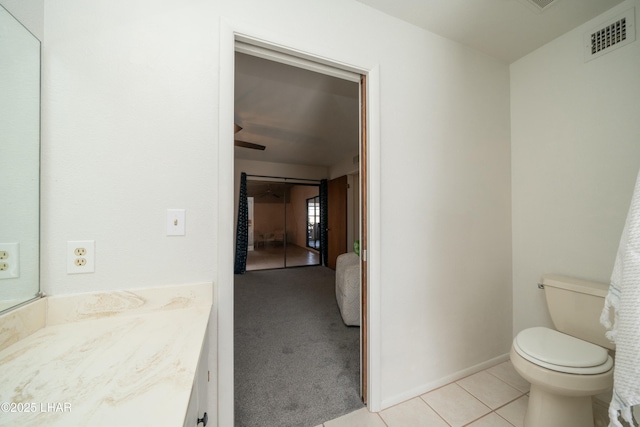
<box><xmin>253</xmin><ymin>202</ymin><xmax>286</xmax><ymax>240</ymax></box>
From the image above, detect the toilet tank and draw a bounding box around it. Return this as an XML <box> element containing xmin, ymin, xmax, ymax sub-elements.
<box><xmin>542</xmin><ymin>274</ymin><xmax>615</xmax><ymax>350</ymax></box>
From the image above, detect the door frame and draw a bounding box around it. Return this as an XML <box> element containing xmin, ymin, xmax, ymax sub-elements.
<box><xmin>216</xmin><ymin>20</ymin><xmax>382</xmax><ymax>426</ymax></box>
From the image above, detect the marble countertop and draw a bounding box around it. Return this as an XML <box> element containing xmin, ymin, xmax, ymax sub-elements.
<box><xmin>0</xmin><ymin>284</ymin><xmax>211</xmax><ymax>427</ymax></box>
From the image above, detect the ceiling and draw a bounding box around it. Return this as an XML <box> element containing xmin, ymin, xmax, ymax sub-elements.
<box><xmin>234</xmin><ymin>0</ymin><xmax>624</xmax><ymax>168</ymax></box>
<box><xmin>355</xmin><ymin>0</ymin><xmax>624</xmax><ymax>63</ymax></box>
<box><xmin>234</xmin><ymin>52</ymin><xmax>360</xmax><ymax>169</ymax></box>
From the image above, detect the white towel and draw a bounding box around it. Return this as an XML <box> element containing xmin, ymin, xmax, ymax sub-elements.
<box><xmin>601</xmin><ymin>169</ymin><xmax>640</xmax><ymax>427</ymax></box>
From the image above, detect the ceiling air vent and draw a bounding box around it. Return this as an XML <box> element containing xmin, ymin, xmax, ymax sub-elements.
<box><xmin>584</xmin><ymin>8</ymin><xmax>636</xmax><ymax>62</ymax></box>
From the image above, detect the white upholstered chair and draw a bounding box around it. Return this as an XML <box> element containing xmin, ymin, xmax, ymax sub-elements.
<box><xmin>335</xmin><ymin>252</ymin><xmax>360</xmax><ymax>326</ymax></box>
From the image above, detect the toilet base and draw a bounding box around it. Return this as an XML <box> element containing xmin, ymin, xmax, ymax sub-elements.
<box><xmin>525</xmin><ymin>384</ymin><xmax>594</xmax><ymax>427</ymax></box>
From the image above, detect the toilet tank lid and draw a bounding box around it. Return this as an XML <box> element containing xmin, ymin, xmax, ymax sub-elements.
<box><xmin>541</xmin><ymin>274</ymin><xmax>608</xmax><ymax>297</ymax></box>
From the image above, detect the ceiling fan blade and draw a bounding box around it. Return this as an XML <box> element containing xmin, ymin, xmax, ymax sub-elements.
<box><xmin>234</xmin><ymin>140</ymin><xmax>266</xmax><ymax>150</ymax></box>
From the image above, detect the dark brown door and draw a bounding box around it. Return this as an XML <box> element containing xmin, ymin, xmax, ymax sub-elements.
<box><xmin>327</xmin><ymin>175</ymin><xmax>348</xmax><ymax>270</ymax></box>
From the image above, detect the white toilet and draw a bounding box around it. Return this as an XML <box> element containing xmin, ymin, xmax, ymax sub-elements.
<box><xmin>510</xmin><ymin>274</ymin><xmax>614</xmax><ymax>427</ymax></box>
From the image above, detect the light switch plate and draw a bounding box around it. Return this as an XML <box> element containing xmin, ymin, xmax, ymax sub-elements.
<box><xmin>167</xmin><ymin>209</ymin><xmax>186</xmax><ymax>236</ymax></box>
<box><xmin>0</xmin><ymin>242</ymin><xmax>19</xmax><ymax>279</ymax></box>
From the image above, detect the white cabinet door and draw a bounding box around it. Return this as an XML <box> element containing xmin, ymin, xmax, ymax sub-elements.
<box><xmin>183</xmin><ymin>327</ymin><xmax>209</xmax><ymax>427</ymax></box>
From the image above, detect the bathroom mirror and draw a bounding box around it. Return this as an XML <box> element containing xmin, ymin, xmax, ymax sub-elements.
<box><xmin>0</xmin><ymin>4</ymin><xmax>41</xmax><ymax>313</ymax></box>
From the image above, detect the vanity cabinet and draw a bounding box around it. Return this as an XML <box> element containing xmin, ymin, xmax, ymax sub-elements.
<box><xmin>184</xmin><ymin>329</ymin><xmax>210</xmax><ymax>427</ymax></box>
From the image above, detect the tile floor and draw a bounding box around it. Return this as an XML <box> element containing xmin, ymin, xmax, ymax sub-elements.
<box><xmin>316</xmin><ymin>360</ymin><xmax>621</xmax><ymax>427</ymax></box>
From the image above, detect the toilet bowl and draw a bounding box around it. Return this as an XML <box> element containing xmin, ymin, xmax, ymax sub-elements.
<box><xmin>511</xmin><ymin>328</ymin><xmax>613</xmax><ymax>427</ymax></box>
<box><xmin>510</xmin><ymin>275</ymin><xmax>615</xmax><ymax>427</ymax></box>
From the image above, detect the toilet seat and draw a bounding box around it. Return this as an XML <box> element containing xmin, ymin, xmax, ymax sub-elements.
<box><xmin>514</xmin><ymin>327</ymin><xmax>613</xmax><ymax>375</ymax></box>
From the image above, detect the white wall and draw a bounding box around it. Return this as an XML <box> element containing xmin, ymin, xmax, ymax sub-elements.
<box><xmin>511</xmin><ymin>0</ymin><xmax>640</xmax><ymax>335</ymax></box>
<box><xmin>329</xmin><ymin>154</ymin><xmax>359</xmax><ymax>179</ymax></box>
<box><xmin>42</xmin><ymin>0</ymin><xmax>511</xmax><ymax>419</ymax></box>
<box><xmin>42</xmin><ymin>0</ymin><xmax>220</xmax><ymax>296</ymax></box>
<box><xmin>376</xmin><ymin>35</ymin><xmax>511</xmax><ymax>405</ymax></box>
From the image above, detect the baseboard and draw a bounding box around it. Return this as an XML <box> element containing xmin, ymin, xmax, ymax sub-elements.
<box><xmin>379</xmin><ymin>353</ymin><xmax>510</xmax><ymax>411</ymax></box>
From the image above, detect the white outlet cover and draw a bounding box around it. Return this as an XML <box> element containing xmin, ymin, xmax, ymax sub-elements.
<box><xmin>0</xmin><ymin>242</ymin><xmax>20</xmax><ymax>279</ymax></box>
<box><xmin>67</xmin><ymin>240</ymin><xmax>95</xmax><ymax>274</ymax></box>
<box><xmin>167</xmin><ymin>209</ymin><xmax>186</xmax><ymax>236</ymax></box>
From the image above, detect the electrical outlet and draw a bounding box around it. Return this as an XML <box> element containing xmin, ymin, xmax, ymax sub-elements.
<box><xmin>0</xmin><ymin>242</ymin><xmax>19</xmax><ymax>279</ymax></box>
<box><xmin>67</xmin><ymin>240</ymin><xmax>95</xmax><ymax>274</ymax></box>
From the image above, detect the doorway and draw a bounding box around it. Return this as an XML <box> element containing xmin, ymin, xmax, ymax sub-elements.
<box><xmin>217</xmin><ymin>29</ymin><xmax>380</xmax><ymax>426</ymax></box>
<box><xmin>233</xmin><ymin>47</ymin><xmax>365</xmax><ymax>423</ymax></box>
<box><xmin>234</xmin><ymin>42</ymin><xmax>365</xmax><ymax>403</ymax></box>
